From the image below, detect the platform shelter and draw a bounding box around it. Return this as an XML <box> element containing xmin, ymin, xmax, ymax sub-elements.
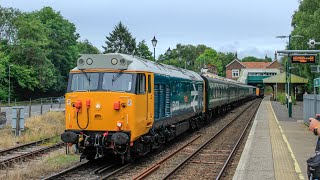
<box><xmin>263</xmin><ymin>72</ymin><xmax>308</xmax><ymax>100</ymax></box>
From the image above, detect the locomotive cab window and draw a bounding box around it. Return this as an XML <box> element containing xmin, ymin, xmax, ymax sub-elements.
<box><xmin>136</xmin><ymin>74</ymin><xmax>146</xmax><ymax>94</ymax></box>
<box><xmin>102</xmin><ymin>72</ymin><xmax>133</xmax><ymax>92</ymax></box>
<box><xmin>70</xmin><ymin>73</ymin><xmax>99</xmax><ymax>92</ymax></box>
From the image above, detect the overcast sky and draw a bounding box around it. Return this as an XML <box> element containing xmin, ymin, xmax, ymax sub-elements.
<box><xmin>1</xmin><ymin>0</ymin><xmax>300</xmax><ymax>59</ymax></box>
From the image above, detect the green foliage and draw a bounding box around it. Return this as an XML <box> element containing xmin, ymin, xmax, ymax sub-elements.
<box><xmin>290</xmin><ymin>0</ymin><xmax>320</xmax><ymax>92</ymax></box>
<box><xmin>195</xmin><ymin>49</ymin><xmax>222</xmax><ymax>75</ymax></box>
<box><xmin>277</xmin><ymin>92</ymin><xmax>286</xmax><ymax>105</ymax></box>
<box><xmin>158</xmin><ymin>44</ymin><xmax>211</xmax><ymax>71</ymax></box>
<box><xmin>136</xmin><ymin>40</ymin><xmax>153</xmax><ymax>60</ymax></box>
<box><xmin>102</xmin><ymin>22</ymin><xmax>136</xmax><ymax>54</ymax></box>
<box><xmin>218</xmin><ymin>52</ymin><xmax>235</xmax><ymax>77</ymax></box>
<box><xmin>0</xmin><ymin>6</ymin><xmax>21</xmax><ymax>43</ymax></box>
<box><xmin>241</xmin><ymin>56</ymin><xmax>271</xmax><ymax>62</ymax></box>
<box><xmin>0</xmin><ymin>6</ymin><xmax>99</xmax><ymax>100</ymax></box>
<box><xmin>76</xmin><ymin>39</ymin><xmax>100</xmax><ymax>54</ymax></box>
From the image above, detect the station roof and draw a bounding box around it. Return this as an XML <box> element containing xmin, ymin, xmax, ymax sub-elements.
<box><xmin>263</xmin><ymin>72</ymin><xmax>308</xmax><ymax>84</ymax></box>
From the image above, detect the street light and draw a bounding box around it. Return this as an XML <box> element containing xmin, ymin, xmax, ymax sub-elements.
<box><xmin>276</xmin><ymin>34</ymin><xmax>304</xmax><ymax>118</ymax></box>
<box><xmin>151</xmin><ymin>36</ymin><xmax>157</xmax><ymax>61</ymax></box>
<box><xmin>166</xmin><ymin>47</ymin><xmax>172</xmax><ymax>56</ymax></box>
<box><xmin>8</xmin><ymin>64</ymin><xmax>13</xmax><ymax>106</ymax></box>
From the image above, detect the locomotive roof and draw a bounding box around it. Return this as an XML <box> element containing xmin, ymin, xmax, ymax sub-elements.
<box><xmin>73</xmin><ymin>53</ymin><xmax>203</xmax><ymax>81</ymax></box>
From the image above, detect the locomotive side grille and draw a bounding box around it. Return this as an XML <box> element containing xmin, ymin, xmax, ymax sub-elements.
<box><xmin>165</xmin><ymin>84</ymin><xmax>171</xmax><ymax>117</ymax></box>
<box><xmin>160</xmin><ymin>84</ymin><xmax>165</xmax><ymax>118</ymax></box>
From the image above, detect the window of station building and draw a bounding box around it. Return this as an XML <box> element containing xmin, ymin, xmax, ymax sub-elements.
<box><xmin>136</xmin><ymin>74</ymin><xmax>146</xmax><ymax>94</ymax></box>
<box><xmin>232</xmin><ymin>69</ymin><xmax>239</xmax><ymax>77</ymax></box>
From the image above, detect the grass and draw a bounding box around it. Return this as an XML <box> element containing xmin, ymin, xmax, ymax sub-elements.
<box><xmin>0</xmin><ymin>111</ymin><xmax>64</xmax><ymax>149</ymax></box>
<box><xmin>0</xmin><ymin>148</ymin><xmax>80</xmax><ymax>180</ymax></box>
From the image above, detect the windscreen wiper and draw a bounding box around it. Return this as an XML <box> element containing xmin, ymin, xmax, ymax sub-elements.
<box><xmin>112</xmin><ymin>70</ymin><xmax>124</xmax><ymax>82</ymax></box>
<box><xmin>80</xmin><ymin>69</ymin><xmax>91</xmax><ymax>85</ymax></box>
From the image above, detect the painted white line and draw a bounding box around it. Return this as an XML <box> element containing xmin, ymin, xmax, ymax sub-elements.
<box><xmin>269</xmin><ymin>101</ymin><xmax>305</xmax><ymax>180</ymax></box>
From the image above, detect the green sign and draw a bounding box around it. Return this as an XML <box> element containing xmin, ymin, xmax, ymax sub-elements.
<box><xmin>314</xmin><ymin>78</ymin><xmax>320</xmax><ymax>87</ymax></box>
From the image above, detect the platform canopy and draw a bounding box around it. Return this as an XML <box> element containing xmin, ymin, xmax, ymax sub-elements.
<box><xmin>263</xmin><ymin>72</ymin><xmax>308</xmax><ymax>84</ymax></box>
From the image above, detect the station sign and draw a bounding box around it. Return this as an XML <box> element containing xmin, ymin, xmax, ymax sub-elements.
<box><xmin>291</xmin><ymin>55</ymin><xmax>316</xmax><ymax>64</ymax></box>
<box><xmin>314</xmin><ymin>78</ymin><xmax>320</xmax><ymax>88</ymax></box>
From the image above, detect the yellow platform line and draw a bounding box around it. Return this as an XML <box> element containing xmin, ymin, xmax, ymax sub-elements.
<box><xmin>269</xmin><ymin>101</ymin><xmax>305</xmax><ymax>180</ymax></box>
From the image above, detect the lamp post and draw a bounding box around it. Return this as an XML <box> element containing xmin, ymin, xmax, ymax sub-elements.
<box><xmin>151</xmin><ymin>36</ymin><xmax>157</xmax><ymax>61</ymax></box>
<box><xmin>8</xmin><ymin>64</ymin><xmax>13</xmax><ymax>106</ymax></box>
<box><xmin>166</xmin><ymin>47</ymin><xmax>172</xmax><ymax>56</ymax></box>
<box><xmin>276</xmin><ymin>34</ymin><xmax>303</xmax><ymax>117</ymax></box>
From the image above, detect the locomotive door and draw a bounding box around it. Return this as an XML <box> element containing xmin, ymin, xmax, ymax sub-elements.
<box><xmin>146</xmin><ymin>73</ymin><xmax>154</xmax><ymax>127</ymax></box>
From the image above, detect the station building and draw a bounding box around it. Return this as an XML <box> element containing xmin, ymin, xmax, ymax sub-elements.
<box><xmin>225</xmin><ymin>57</ymin><xmax>281</xmax><ymax>86</ymax></box>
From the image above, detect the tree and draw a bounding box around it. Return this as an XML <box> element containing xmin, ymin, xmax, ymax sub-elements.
<box><xmin>10</xmin><ymin>12</ymin><xmax>57</xmax><ymax>97</ymax></box>
<box><xmin>195</xmin><ymin>49</ymin><xmax>222</xmax><ymax>75</ymax></box>
<box><xmin>290</xmin><ymin>0</ymin><xmax>320</xmax><ymax>92</ymax></box>
<box><xmin>35</xmin><ymin>7</ymin><xmax>80</xmax><ymax>92</ymax></box>
<box><xmin>158</xmin><ymin>44</ymin><xmax>210</xmax><ymax>70</ymax></box>
<box><xmin>0</xmin><ymin>6</ymin><xmax>20</xmax><ymax>44</ymax></box>
<box><xmin>218</xmin><ymin>52</ymin><xmax>235</xmax><ymax>77</ymax></box>
<box><xmin>102</xmin><ymin>22</ymin><xmax>136</xmax><ymax>54</ymax></box>
<box><xmin>77</xmin><ymin>39</ymin><xmax>100</xmax><ymax>54</ymax></box>
<box><xmin>136</xmin><ymin>40</ymin><xmax>153</xmax><ymax>60</ymax></box>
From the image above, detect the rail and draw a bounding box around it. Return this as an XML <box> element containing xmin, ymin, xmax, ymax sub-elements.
<box><xmin>132</xmin><ymin>99</ymin><xmax>260</xmax><ymax>180</ymax></box>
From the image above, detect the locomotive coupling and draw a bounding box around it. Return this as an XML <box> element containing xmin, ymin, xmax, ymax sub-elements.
<box><xmin>61</xmin><ymin>131</ymin><xmax>78</xmax><ymax>144</ymax></box>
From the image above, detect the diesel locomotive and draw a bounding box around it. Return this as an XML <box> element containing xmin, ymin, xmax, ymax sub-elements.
<box><xmin>61</xmin><ymin>53</ymin><xmax>256</xmax><ymax>163</ymax></box>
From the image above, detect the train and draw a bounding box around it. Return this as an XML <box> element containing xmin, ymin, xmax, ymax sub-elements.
<box><xmin>61</xmin><ymin>53</ymin><xmax>257</xmax><ymax>163</ymax></box>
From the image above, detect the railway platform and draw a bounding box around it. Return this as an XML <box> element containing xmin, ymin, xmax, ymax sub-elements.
<box><xmin>233</xmin><ymin>97</ymin><xmax>317</xmax><ymax>180</ymax></box>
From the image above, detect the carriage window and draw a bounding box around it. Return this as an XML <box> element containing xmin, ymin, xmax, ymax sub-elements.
<box><xmin>136</xmin><ymin>74</ymin><xmax>146</xmax><ymax>94</ymax></box>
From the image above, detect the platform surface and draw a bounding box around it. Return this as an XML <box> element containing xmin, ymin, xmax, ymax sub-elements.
<box><xmin>233</xmin><ymin>97</ymin><xmax>317</xmax><ymax>180</ymax></box>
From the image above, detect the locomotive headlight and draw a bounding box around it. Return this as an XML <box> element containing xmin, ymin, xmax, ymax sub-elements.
<box><xmin>117</xmin><ymin>122</ymin><xmax>122</xmax><ymax>128</ymax></box>
<box><xmin>86</xmin><ymin>58</ymin><xmax>93</xmax><ymax>65</ymax></box>
<box><xmin>78</xmin><ymin>59</ymin><xmax>85</xmax><ymax>66</ymax></box>
<box><xmin>111</xmin><ymin>58</ymin><xmax>118</xmax><ymax>65</ymax></box>
<box><xmin>95</xmin><ymin>103</ymin><xmax>101</xmax><ymax>110</ymax></box>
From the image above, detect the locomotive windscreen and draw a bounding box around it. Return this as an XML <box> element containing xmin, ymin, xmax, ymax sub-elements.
<box><xmin>68</xmin><ymin>72</ymin><xmax>134</xmax><ymax>92</ymax></box>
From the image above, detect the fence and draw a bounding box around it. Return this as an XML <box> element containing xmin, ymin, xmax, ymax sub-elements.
<box><xmin>303</xmin><ymin>94</ymin><xmax>320</xmax><ymax>124</ymax></box>
<box><xmin>0</xmin><ymin>96</ymin><xmax>65</xmax><ymax>126</ymax></box>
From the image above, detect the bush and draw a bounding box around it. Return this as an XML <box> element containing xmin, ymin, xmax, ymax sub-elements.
<box><xmin>277</xmin><ymin>92</ymin><xmax>286</xmax><ymax>105</ymax></box>
<box><xmin>276</xmin><ymin>92</ymin><xmax>297</xmax><ymax>105</ymax></box>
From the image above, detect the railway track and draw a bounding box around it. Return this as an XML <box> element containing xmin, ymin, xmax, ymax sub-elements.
<box><xmin>133</xmin><ymin>99</ymin><xmax>261</xmax><ymax>180</ymax></box>
<box><xmin>44</xmin><ymin>160</ymin><xmax>131</xmax><ymax>180</ymax></box>
<box><xmin>0</xmin><ymin>136</ymin><xmax>64</xmax><ymax>169</ymax></box>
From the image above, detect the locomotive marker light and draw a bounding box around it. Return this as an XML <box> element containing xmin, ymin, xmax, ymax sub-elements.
<box><xmin>86</xmin><ymin>58</ymin><xmax>93</xmax><ymax>65</ymax></box>
<box><xmin>111</xmin><ymin>58</ymin><xmax>118</xmax><ymax>65</ymax></box>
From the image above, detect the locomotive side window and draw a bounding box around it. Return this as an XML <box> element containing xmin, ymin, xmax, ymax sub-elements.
<box><xmin>136</xmin><ymin>74</ymin><xmax>146</xmax><ymax>94</ymax></box>
<box><xmin>71</xmin><ymin>73</ymin><xmax>99</xmax><ymax>91</ymax></box>
<box><xmin>148</xmin><ymin>75</ymin><xmax>151</xmax><ymax>93</ymax></box>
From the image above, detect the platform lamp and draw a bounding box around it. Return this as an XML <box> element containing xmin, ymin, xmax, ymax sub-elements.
<box><xmin>276</xmin><ymin>34</ymin><xmax>304</xmax><ymax>118</ymax></box>
<box><xmin>151</xmin><ymin>36</ymin><xmax>157</xmax><ymax>61</ymax></box>
<box><xmin>166</xmin><ymin>47</ymin><xmax>172</xmax><ymax>56</ymax></box>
